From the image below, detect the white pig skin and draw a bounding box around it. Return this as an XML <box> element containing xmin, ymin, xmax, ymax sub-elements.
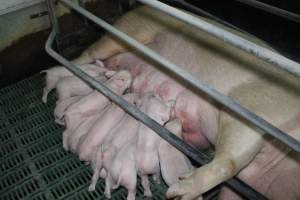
<box><xmin>63</xmin><ymin>70</ymin><xmax>132</xmax><ymax>131</ymax></box>
<box><xmin>41</xmin><ymin>60</ymin><xmax>106</xmax><ymax>103</ymax></box>
<box><xmin>77</xmin><ymin>93</ymin><xmax>138</xmax><ymax>162</ymax></box>
<box><xmin>159</xmin><ymin>119</ymin><xmax>194</xmax><ymax>186</ymax></box>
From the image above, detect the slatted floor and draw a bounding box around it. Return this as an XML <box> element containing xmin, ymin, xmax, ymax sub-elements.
<box><xmin>0</xmin><ymin>74</ymin><xmax>218</xmax><ymax>200</ymax></box>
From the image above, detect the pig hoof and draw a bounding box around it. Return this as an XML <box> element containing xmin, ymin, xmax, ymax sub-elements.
<box><xmin>104</xmin><ymin>191</ymin><xmax>111</xmax><ymax>199</ymax></box>
<box><xmin>88</xmin><ymin>184</ymin><xmax>96</xmax><ymax>192</ymax></box>
<box><xmin>63</xmin><ymin>143</ymin><xmax>69</xmax><ymax>151</ymax></box>
<box><xmin>144</xmin><ymin>190</ymin><xmax>152</xmax><ymax>197</ymax></box>
<box><xmin>111</xmin><ymin>184</ymin><xmax>119</xmax><ymax>190</ymax></box>
<box><xmin>42</xmin><ymin>96</ymin><xmax>47</xmax><ymax>103</ymax></box>
<box><xmin>55</xmin><ymin>119</ymin><xmax>64</xmax><ymax>125</ymax></box>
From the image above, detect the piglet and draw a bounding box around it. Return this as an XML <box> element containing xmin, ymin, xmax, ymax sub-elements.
<box><xmin>55</xmin><ymin>75</ymin><xmax>107</xmax><ymax>101</ymax></box>
<box><xmin>107</xmin><ymin>138</ymin><xmax>138</xmax><ymax>200</ymax></box>
<box><xmin>136</xmin><ymin>92</ymin><xmax>174</xmax><ymax>197</ymax></box>
<box><xmin>158</xmin><ymin>118</ymin><xmax>193</xmax><ymax>186</ymax></box>
<box><xmin>77</xmin><ymin>93</ymin><xmax>138</xmax><ymax>162</ymax></box>
<box><xmin>54</xmin><ymin>96</ymin><xmax>82</xmax><ymax>125</ymax></box>
<box><xmin>41</xmin><ymin>60</ymin><xmax>106</xmax><ymax>103</ymax></box>
<box><xmin>62</xmin><ymin>107</ymin><xmax>107</xmax><ymax>152</ymax></box>
<box><xmin>63</xmin><ymin>70</ymin><xmax>132</xmax><ymax>131</ymax></box>
<box><xmin>89</xmin><ymin>95</ymin><xmax>141</xmax><ymax>191</ymax></box>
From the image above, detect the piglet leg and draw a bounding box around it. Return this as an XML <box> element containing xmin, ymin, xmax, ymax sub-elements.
<box><xmin>104</xmin><ymin>173</ymin><xmax>114</xmax><ymax>199</ymax></box>
<box><xmin>141</xmin><ymin>175</ymin><xmax>152</xmax><ymax>197</ymax></box>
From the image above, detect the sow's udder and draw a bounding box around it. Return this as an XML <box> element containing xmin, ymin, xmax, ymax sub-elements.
<box><xmin>104</xmin><ymin>52</ymin><xmax>216</xmax><ymax>149</ymax></box>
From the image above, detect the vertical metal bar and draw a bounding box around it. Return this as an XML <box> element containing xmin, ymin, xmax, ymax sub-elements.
<box><xmin>137</xmin><ymin>0</ymin><xmax>300</xmax><ymax>79</ymax></box>
<box><xmin>45</xmin><ymin>28</ymin><xmax>268</xmax><ymax>200</ymax></box>
<box><xmin>46</xmin><ymin>0</ymin><xmax>61</xmax><ymax>51</ymax></box>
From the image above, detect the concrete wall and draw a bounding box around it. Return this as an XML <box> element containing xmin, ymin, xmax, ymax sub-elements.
<box><xmin>0</xmin><ymin>0</ymin><xmax>76</xmax><ymax>51</ymax></box>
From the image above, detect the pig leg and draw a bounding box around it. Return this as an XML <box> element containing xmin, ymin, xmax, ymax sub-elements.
<box><xmin>41</xmin><ymin>73</ymin><xmax>58</xmax><ymax>103</ymax></box>
<box><xmin>127</xmin><ymin>190</ymin><xmax>136</xmax><ymax>200</ymax></box>
<box><xmin>89</xmin><ymin>145</ymin><xmax>111</xmax><ymax>191</ymax></box>
<box><xmin>62</xmin><ymin>129</ymin><xmax>72</xmax><ymax>151</ymax></box>
<box><xmin>104</xmin><ymin>173</ymin><xmax>114</xmax><ymax>199</ymax></box>
<box><xmin>166</xmin><ymin>111</ymin><xmax>264</xmax><ymax>200</ymax></box>
<box><xmin>141</xmin><ymin>175</ymin><xmax>152</xmax><ymax>197</ymax></box>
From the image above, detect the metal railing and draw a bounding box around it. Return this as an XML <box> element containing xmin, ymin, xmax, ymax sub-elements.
<box><xmin>138</xmin><ymin>0</ymin><xmax>300</xmax><ymax>79</ymax></box>
<box><xmin>234</xmin><ymin>0</ymin><xmax>300</xmax><ymax>24</ymax></box>
<box><xmin>45</xmin><ymin>0</ymin><xmax>300</xmax><ymax>199</ymax></box>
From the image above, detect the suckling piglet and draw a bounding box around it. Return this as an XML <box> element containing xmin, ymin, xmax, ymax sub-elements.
<box><xmin>107</xmin><ymin>138</ymin><xmax>138</xmax><ymax>200</ymax></box>
<box><xmin>136</xmin><ymin>92</ymin><xmax>174</xmax><ymax>197</ymax></box>
<box><xmin>41</xmin><ymin>60</ymin><xmax>106</xmax><ymax>102</ymax></box>
<box><xmin>76</xmin><ymin>93</ymin><xmax>138</xmax><ymax>162</ymax></box>
<box><xmin>55</xmin><ymin>75</ymin><xmax>107</xmax><ymax>101</ymax></box>
<box><xmin>63</xmin><ymin>70</ymin><xmax>132</xmax><ymax>131</ymax></box>
<box><xmin>54</xmin><ymin>96</ymin><xmax>82</xmax><ymax>125</ymax></box>
<box><xmin>89</xmin><ymin>97</ymin><xmax>141</xmax><ymax>192</ymax></box>
<box><xmin>159</xmin><ymin>118</ymin><xmax>193</xmax><ymax>186</ymax></box>
<box><xmin>63</xmin><ymin>107</ymin><xmax>107</xmax><ymax>152</ymax></box>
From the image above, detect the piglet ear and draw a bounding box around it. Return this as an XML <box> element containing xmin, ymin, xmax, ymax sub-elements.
<box><xmin>105</xmin><ymin>70</ymin><xmax>117</xmax><ymax>78</ymax></box>
<box><xmin>95</xmin><ymin>60</ymin><xmax>104</xmax><ymax>68</ymax></box>
<box><xmin>165</xmin><ymin>118</ymin><xmax>182</xmax><ymax>138</ymax></box>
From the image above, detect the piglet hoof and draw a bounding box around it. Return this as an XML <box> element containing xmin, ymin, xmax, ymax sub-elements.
<box><xmin>42</xmin><ymin>96</ymin><xmax>47</xmax><ymax>103</ymax></box>
<box><xmin>54</xmin><ymin>119</ymin><xmax>64</xmax><ymax>125</ymax></box>
<box><xmin>104</xmin><ymin>189</ymin><xmax>111</xmax><ymax>199</ymax></box>
<box><xmin>144</xmin><ymin>190</ymin><xmax>152</xmax><ymax>197</ymax></box>
<box><xmin>127</xmin><ymin>191</ymin><xmax>136</xmax><ymax>200</ymax></box>
<box><xmin>88</xmin><ymin>184</ymin><xmax>96</xmax><ymax>192</ymax></box>
<box><xmin>85</xmin><ymin>161</ymin><xmax>90</xmax><ymax>165</ymax></box>
<box><xmin>111</xmin><ymin>184</ymin><xmax>119</xmax><ymax>190</ymax></box>
<box><xmin>63</xmin><ymin>142</ymin><xmax>69</xmax><ymax>152</ymax></box>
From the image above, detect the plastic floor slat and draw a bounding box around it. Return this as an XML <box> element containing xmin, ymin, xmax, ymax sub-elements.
<box><xmin>0</xmin><ymin>74</ymin><xmax>218</xmax><ymax>200</ymax></box>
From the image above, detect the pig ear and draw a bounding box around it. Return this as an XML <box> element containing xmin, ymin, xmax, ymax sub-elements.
<box><xmin>158</xmin><ymin>141</ymin><xmax>194</xmax><ymax>186</ymax></box>
<box><xmin>105</xmin><ymin>70</ymin><xmax>117</xmax><ymax>78</ymax></box>
<box><xmin>95</xmin><ymin>60</ymin><xmax>104</xmax><ymax>68</ymax></box>
<box><xmin>165</xmin><ymin>119</ymin><xmax>182</xmax><ymax>138</ymax></box>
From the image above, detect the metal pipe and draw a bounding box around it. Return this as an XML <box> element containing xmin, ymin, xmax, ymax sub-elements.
<box><xmin>163</xmin><ymin>0</ymin><xmax>252</xmax><ymax>36</ymax></box>
<box><xmin>61</xmin><ymin>0</ymin><xmax>300</xmax><ymax>154</ymax></box>
<box><xmin>45</xmin><ymin>28</ymin><xmax>267</xmax><ymax>200</ymax></box>
<box><xmin>234</xmin><ymin>0</ymin><xmax>300</xmax><ymax>23</ymax></box>
<box><xmin>137</xmin><ymin>0</ymin><xmax>300</xmax><ymax>79</ymax></box>
<box><xmin>46</xmin><ymin>0</ymin><xmax>61</xmax><ymax>51</ymax></box>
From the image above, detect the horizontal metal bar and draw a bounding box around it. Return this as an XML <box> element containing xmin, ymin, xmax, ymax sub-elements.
<box><xmin>45</xmin><ymin>28</ymin><xmax>267</xmax><ymax>200</ymax></box>
<box><xmin>163</xmin><ymin>0</ymin><xmax>251</xmax><ymax>35</ymax></box>
<box><xmin>61</xmin><ymin>0</ymin><xmax>300</xmax><ymax>153</ymax></box>
<box><xmin>138</xmin><ymin>0</ymin><xmax>300</xmax><ymax>79</ymax></box>
<box><xmin>234</xmin><ymin>0</ymin><xmax>300</xmax><ymax>23</ymax></box>
<box><xmin>162</xmin><ymin>0</ymin><xmax>267</xmax><ymax>49</ymax></box>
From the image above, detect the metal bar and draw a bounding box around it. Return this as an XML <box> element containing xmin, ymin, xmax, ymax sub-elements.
<box><xmin>46</xmin><ymin>0</ymin><xmax>59</xmax><ymax>33</ymax></box>
<box><xmin>163</xmin><ymin>0</ymin><xmax>251</xmax><ymax>36</ymax></box>
<box><xmin>234</xmin><ymin>0</ymin><xmax>300</xmax><ymax>23</ymax></box>
<box><xmin>46</xmin><ymin>0</ymin><xmax>61</xmax><ymax>51</ymax></box>
<box><xmin>163</xmin><ymin>0</ymin><xmax>275</xmax><ymax>53</ymax></box>
<box><xmin>45</xmin><ymin>28</ymin><xmax>267</xmax><ymax>200</ymax></box>
<box><xmin>137</xmin><ymin>0</ymin><xmax>300</xmax><ymax>79</ymax></box>
<box><xmin>61</xmin><ymin>0</ymin><xmax>300</xmax><ymax>153</ymax></box>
